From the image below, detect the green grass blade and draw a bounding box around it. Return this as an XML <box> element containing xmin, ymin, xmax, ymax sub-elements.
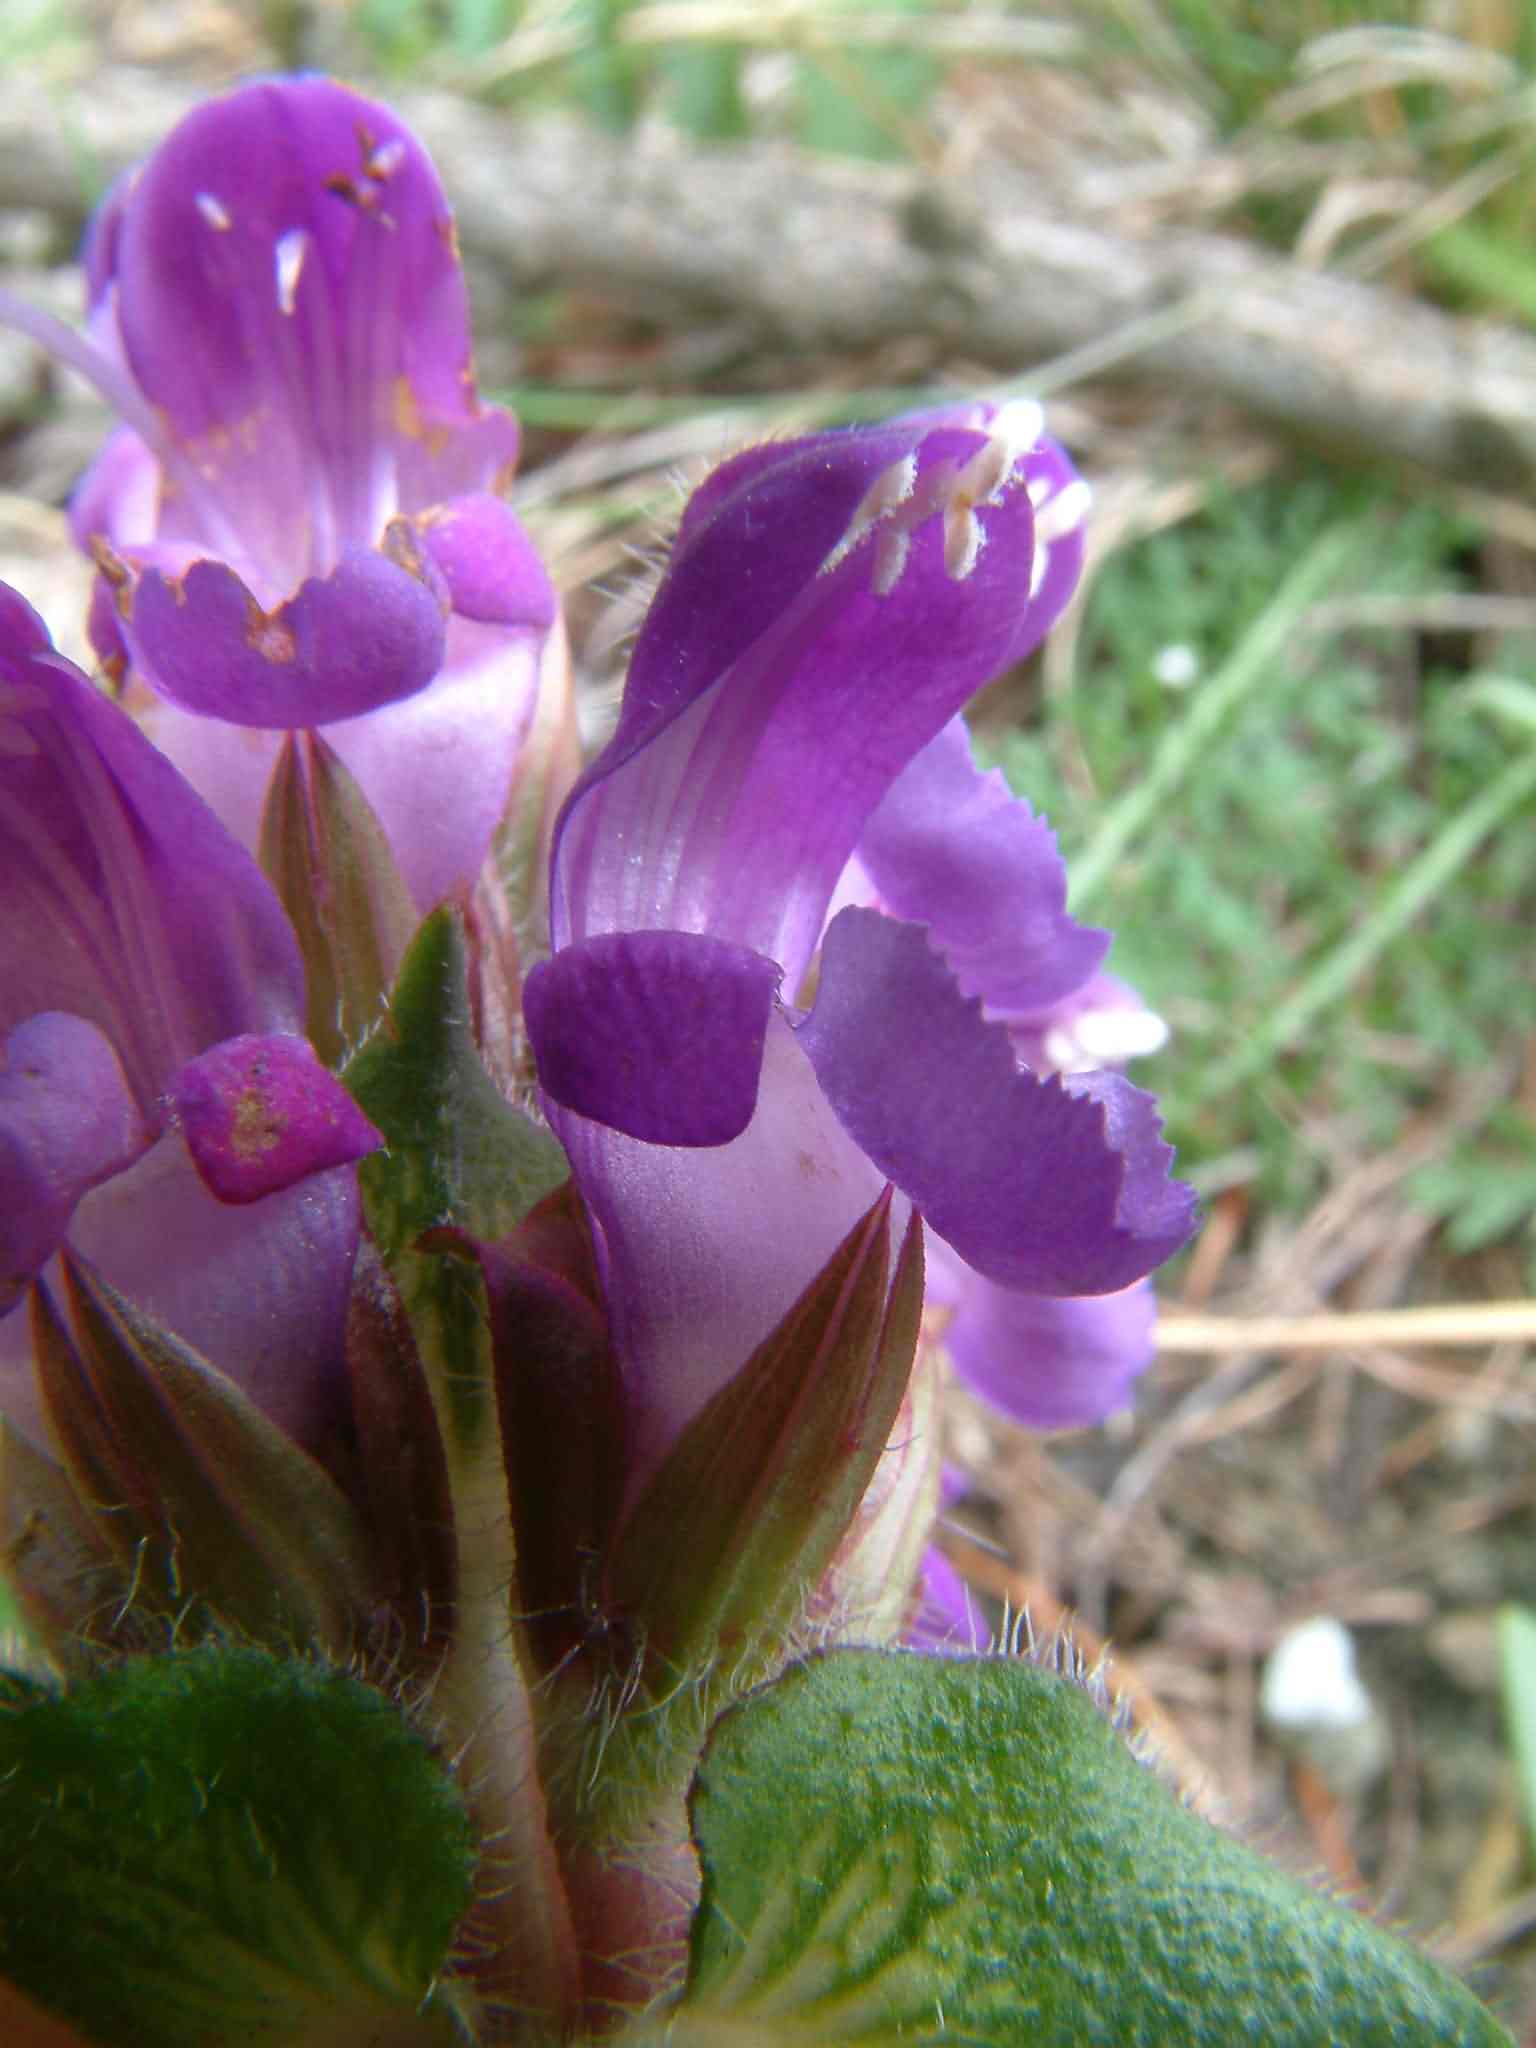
<box><xmin>1068</xmin><ymin>520</ymin><xmax>1372</xmax><ymax>914</ymax></box>
<box><xmin>1194</xmin><ymin>731</ymin><xmax>1536</xmax><ymax>1103</ymax></box>
<box><xmin>1500</xmin><ymin>1605</ymin><xmax>1536</xmax><ymax>1861</ymax></box>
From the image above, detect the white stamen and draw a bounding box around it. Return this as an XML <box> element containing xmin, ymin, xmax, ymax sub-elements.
<box><xmin>274</xmin><ymin>228</ymin><xmax>309</xmax><ymax>316</ymax></box>
<box><xmin>987</xmin><ymin>396</ymin><xmax>1044</xmax><ymax>458</ymax></box>
<box><xmin>195</xmin><ymin>191</ymin><xmax>231</xmax><ymax>231</ymax></box>
<box><xmin>819</xmin><ymin>451</ymin><xmax>918</xmax><ymax>579</ymax></box>
<box><xmin>1072</xmin><ymin>1007</ymin><xmax>1170</xmax><ymax>1065</ymax></box>
<box><xmin>942</xmin><ymin>501</ymin><xmax>985</xmax><ymax>581</ymax></box>
<box><xmin>934</xmin><ymin>407</ymin><xmax>1052</xmax><ymax>583</ymax></box>
<box><xmin>853</xmin><ymin>451</ymin><xmax>919</xmax><ymax>532</ymax></box>
<box><xmin>1042</xmin><ymin>1026</ymin><xmax>1084</xmax><ymax>1074</ymax></box>
<box><xmin>871</xmin><ymin>526</ymin><xmax>911</xmax><ymax>596</ymax></box>
<box><xmin>821</xmin><ymin>409</ymin><xmax>1046</xmax><ymax>597</ymax></box>
<box><xmin>1033</xmin><ymin>478</ymin><xmax>1092</xmax><ymax>545</ymax></box>
<box><xmin>952</xmin><ymin>433</ymin><xmax>1015</xmax><ymax>511</ymax></box>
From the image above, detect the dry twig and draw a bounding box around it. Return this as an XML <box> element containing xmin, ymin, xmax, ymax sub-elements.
<box><xmin>4</xmin><ymin>70</ymin><xmax>1536</xmax><ymax>492</ymax></box>
<box><xmin>1158</xmin><ymin>1301</ymin><xmax>1536</xmax><ymax>1354</ymax></box>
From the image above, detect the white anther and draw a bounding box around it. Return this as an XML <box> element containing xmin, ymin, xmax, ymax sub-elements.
<box><xmin>952</xmin><ymin>434</ymin><xmax>1015</xmax><ymax>512</ymax></box>
<box><xmin>1072</xmin><ymin>1006</ymin><xmax>1170</xmax><ymax>1065</ymax></box>
<box><xmin>821</xmin><ymin>414</ymin><xmax>1041</xmax><ymax>596</ymax></box>
<box><xmin>274</xmin><ymin>229</ymin><xmax>309</xmax><ymax>316</ymax></box>
<box><xmin>195</xmin><ymin>191</ymin><xmax>231</xmax><ymax>231</ymax></box>
<box><xmin>1033</xmin><ymin>478</ymin><xmax>1092</xmax><ymax>545</ymax></box>
<box><xmin>871</xmin><ymin>526</ymin><xmax>912</xmax><ymax>597</ymax></box>
<box><xmin>942</xmin><ymin>501</ymin><xmax>986</xmax><ymax>581</ymax></box>
<box><xmin>819</xmin><ymin>451</ymin><xmax>918</xmax><ymax>579</ymax></box>
<box><xmin>985</xmin><ymin>397</ymin><xmax>1045</xmax><ymax>463</ymax></box>
<box><xmin>936</xmin><ymin>409</ymin><xmax>1053</xmax><ymax>583</ymax></box>
<box><xmin>854</xmin><ymin>451</ymin><xmax>919</xmax><ymax>531</ymax></box>
<box><xmin>1042</xmin><ymin>1004</ymin><xmax>1168</xmax><ymax>1075</ymax></box>
<box><xmin>1042</xmin><ymin>1026</ymin><xmax>1084</xmax><ymax>1074</ymax></box>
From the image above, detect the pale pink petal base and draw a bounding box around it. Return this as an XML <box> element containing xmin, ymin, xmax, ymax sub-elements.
<box><xmin>67</xmin><ymin>1129</ymin><xmax>359</xmax><ymax>1457</ymax></box>
<box><xmin>137</xmin><ymin>617</ymin><xmax>549</xmax><ymax>914</ymax></box>
<box><xmin>0</xmin><ymin>1014</ymin><xmax>148</xmax><ymax>1312</ymax></box>
<box><xmin>324</xmin><ymin>617</ymin><xmax>547</xmax><ymax>913</ymax></box>
<box><xmin>551</xmin><ymin>1014</ymin><xmax>903</xmax><ymax>1502</ymax></box>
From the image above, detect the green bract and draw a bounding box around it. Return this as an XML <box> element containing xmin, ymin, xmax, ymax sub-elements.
<box><xmin>344</xmin><ymin>905</ymin><xmax>569</xmax><ymax>1453</ymax></box>
<box><xmin>344</xmin><ymin>906</ymin><xmax>570</xmax><ymax>1271</ymax></box>
<box><xmin>671</xmin><ymin>1648</ymin><xmax>1512</xmax><ymax>2048</ymax></box>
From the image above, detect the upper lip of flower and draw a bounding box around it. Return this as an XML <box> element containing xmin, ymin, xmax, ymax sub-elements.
<box><xmin>0</xmin><ymin>78</ymin><xmax>553</xmax><ymax>733</ymax></box>
<box><xmin>546</xmin><ymin>407</ymin><xmax>1081</xmax><ymax>980</ymax></box>
<box><xmin>524</xmin><ymin>406</ymin><xmax>1193</xmax><ymax>1351</ymax></box>
<box><xmin>83</xmin><ymin>79</ymin><xmax>520</xmax><ymax>592</ymax></box>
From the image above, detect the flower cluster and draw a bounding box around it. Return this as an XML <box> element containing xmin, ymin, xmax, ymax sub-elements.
<box><xmin>0</xmin><ymin>75</ymin><xmax>1197</xmax><ymax>2041</ymax></box>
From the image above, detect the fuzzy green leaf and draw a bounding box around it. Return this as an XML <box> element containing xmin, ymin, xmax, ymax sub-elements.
<box><xmin>0</xmin><ymin>1646</ymin><xmax>475</xmax><ymax>2048</ymax></box>
<box><xmin>674</xmin><ymin>1649</ymin><xmax>1511</xmax><ymax>2046</ymax></box>
<box><xmin>1499</xmin><ymin>1604</ymin><xmax>1536</xmax><ymax>1863</ymax></box>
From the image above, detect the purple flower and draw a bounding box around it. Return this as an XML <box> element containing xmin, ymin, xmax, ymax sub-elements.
<box><xmin>928</xmin><ymin>1236</ymin><xmax>1160</xmax><ymax>1431</ymax></box>
<box><xmin>0</xmin><ymin>77</ymin><xmax>558</xmax><ymax>913</ymax></box>
<box><xmin>925</xmin><ymin>973</ymin><xmax>1175</xmax><ymax>1432</ymax></box>
<box><xmin>0</xmin><ymin>586</ymin><xmax>380</xmax><ymax>1453</ymax></box>
<box><xmin>915</xmin><ymin>977</ymin><xmax>1174</xmax><ymax>1645</ymax></box>
<box><xmin>908</xmin><ymin>1543</ymin><xmax>985</xmax><ymax>1653</ymax></box>
<box><xmin>523</xmin><ymin>404</ymin><xmax>1196</xmax><ymax>1488</ymax></box>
